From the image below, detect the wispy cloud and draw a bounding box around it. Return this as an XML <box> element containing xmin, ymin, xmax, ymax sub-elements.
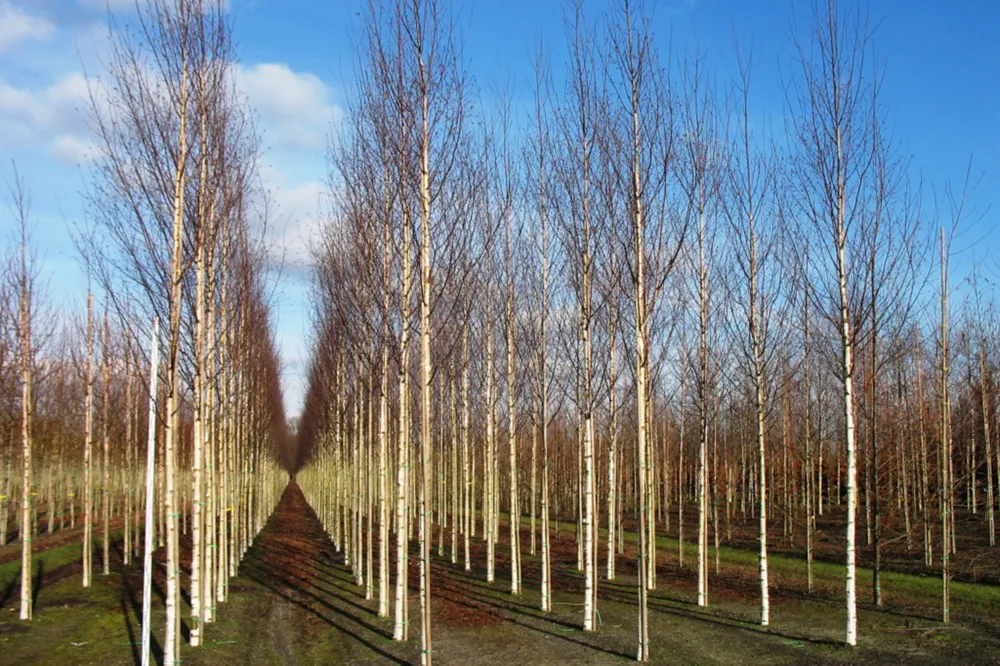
<box><xmin>233</xmin><ymin>62</ymin><xmax>339</xmax><ymax>274</ymax></box>
<box><xmin>0</xmin><ymin>71</ymin><xmax>103</xmax><ymax>164</ymax></box>
<box><xmin>0</xmin><ymin>2</ymin><xmax>54</xmax><ymax>53</ymax></box>
<box><xmin>234</xmin><ymin>62</ymin><xmax>343</xmax><ymax>152</ymax></box>
<box><xmin>77</xmin><ymin>0</ymin><xmax>151</xmax><ymax>12</ymax></box>
<box><xmin>76</xmin><ymin>0</ymin><xmax>230</xmax><ymax>13</ymax></box>
<box><xmin>256</xmin><ymin>161</ymin><xmax>326</xmax><ymax>271</ymax></box>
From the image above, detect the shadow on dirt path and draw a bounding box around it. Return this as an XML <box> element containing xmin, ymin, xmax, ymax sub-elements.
<box><xmin>241</xmin><ymin>483</ymin><xmax>637</xmax><ymax>664</ymax></box>
<box><xmin>241</xmin><ymin>482</ymin><xmax>414</xmax><ymax>664</ymax></box>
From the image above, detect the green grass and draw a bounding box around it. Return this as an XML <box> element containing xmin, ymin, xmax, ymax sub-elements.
<box><xmin>513</xmin><ymin>512</ymin><xmax>1000</xmax><ymax>618</ymax></box>
<box><xmin>2</xmin><ymin>502</ymin><xmax>998</xmax><ymax>664</ymax></box>
<box><xmin>648</xmin><ymin>529</ymin><xmax>1000</xmax><ymax>615</ymax></box>
<box><xmin>0</xmin><ymin>541</ymin><xmax>84</xmax><ymax>592</ymax></box>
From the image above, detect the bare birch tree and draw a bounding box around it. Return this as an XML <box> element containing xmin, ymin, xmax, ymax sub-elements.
<box><xmin>790</xmin><ymin>0</ymin><xmax>890</xmax><ymax>645</ymax></box>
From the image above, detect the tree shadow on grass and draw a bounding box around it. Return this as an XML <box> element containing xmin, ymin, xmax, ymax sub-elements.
<box><xmin>243</xmin><ymin>542</ymin><xmax>407</xmax><ymax>664</ymax></box>
<box><xmin>638</xmin><ymin>592</ymin><xmax>845</xmax><ymax>649</ymax></box>
<box><xmin>0</xmin><ymin>569</ymin><xmax>17</xmax><ymax>608</ymax></box>
<box><xmin>0</xmin><ymin>559</ymin><xmax>46</xmax><ymax>612</ymax></box>
<box><xmin>772</xmin><ymin>583</ymin><xmax>945</xmax><ymax>625</ymax></box>
<box><xmin>121</xmin><ymin>564</ymin><xmax>164</xmax><ymax>666</ymax></box>
<box><xmin>31</xmin><ymin>560</ymin><xmax>43</xmax><ymax>610</ymax></box>
<box><xmin>119</xmin><ymin>585</ymin><xmax>141</xmax><ymax>666</ymax></box>
<box><xmin>246</xmin><ymin>547</ymin><xmax>385</xmax><ymax>628</ymax></box>
<box><xmin>251</xmin><ymin>569</ymin><xmax>409</xmax><ymax>665</ymax></box>
<box><xmin>442</xmin><ymin>566</ymin><xmax>582</xmax><ymax>632</ymax></box>
<box><xmin>255</xmin><ymin>539</ymin><xmax>365</xmax><ymax>600</ymax></box>
<box><xmin>599</xmin><ymin>575</ymin><xmax>700</xmax><ymax>608</ymax></box>
<box><xmin>434</xmin><ymin>581</ymin><xmax>632</xmax><ymax>661</ymax></box>
<box><xmin>428</xmin><ymin>555</ymin><xmax>631</xmax><ymax>660</ymax></box>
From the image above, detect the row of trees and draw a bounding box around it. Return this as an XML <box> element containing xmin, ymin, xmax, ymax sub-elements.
<box><xmin>2</xmin><ymin>1</ymin><xmax>288</xmax><ymax>664</ymax></box>
<box><xmin>296</xmin><ymin>0</ymin><xmax>995</xmax><ymax>663</ymax></box>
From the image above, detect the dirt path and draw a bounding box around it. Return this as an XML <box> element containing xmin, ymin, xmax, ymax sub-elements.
<box><xmin>240</xmin><ymin>483</ymin><xmax>646</xmax><ymax>664</ymax></box>
<box><xmin>240</xmin><ymin>482</ymin><xmax>416</xmax><ymax>664</ymax></box>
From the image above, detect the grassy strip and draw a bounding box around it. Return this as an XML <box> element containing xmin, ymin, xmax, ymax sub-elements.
<box><xmin>649</xmin><ymin>531</ymin><xmax>1000</xmax><ymax>615</ymax></box>
<box><xmin>0</xmin><ymin>532</ymin><xmax>124</xmax><ymax>593</ymax></box>
<box><xmin>510</xmin><ymin>512</ymin><xmax>1000</xmax><ymax>616</ymax></box>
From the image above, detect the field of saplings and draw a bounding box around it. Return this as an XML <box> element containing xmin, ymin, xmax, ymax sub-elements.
<box><xmin>2</xmin><ymin>0</ymin><xmax>999</xmax><ymax>664</ymax></box>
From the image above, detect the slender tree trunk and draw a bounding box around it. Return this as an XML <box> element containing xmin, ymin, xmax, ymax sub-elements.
<box><xmin>204</xmin><ymin>240</ymin><xmax>218</xmax><ymax>624</ymax></box>
<box><xmin>712</xmin><ymin>391</ymin><xmax>720</xmax><ymax>574</ymax></box>
<box><xmin>804</xmin><ymin>290</ymin><xmax>814</xmax><ymax>595</ymax></box>
<box><xmin>190</xmin><ymin>92</ymin><xmax>212</xmax><ymax>643</ymax></box>
<box><xmin>462</xmin><ymin>326</ymin><xmax>471</xmax><ymax>571</ymax></box>
<box><xmin>141</xmin><ymin>319</ymin><xmax>160</xmax><ymax>666</ymax></box>
<box><xmin>606</xmin><ymin>298</ymin><xmax>618</xmax><ymax>582</ymax></box>
<box><xmin>164</xmin><ymin>48</ymin><xmax>189</xmax><ymax>664</ymax></box>
<box><xmin>506</xmin><ymin>207</ymin><xmax>521</xmax><ymax>595</ymax></box>
<box><xmin>486</xmin><ymin>307</ymin><xmax>496</xmax><ymax>584</ymax></box>
<box><xmin>102</xmin><ymin>310</ymin><xmax>111</xmax><ymax>578</ymax></box>
<box><xmin>450</xmin><ymin>373</ymin><xmax>458</xmax><ymax>565</ymax></box>
<box><xmin>417</xmin><ymin>37</ymin><xmax>434</xmax><ymax>662</ymax></box>
<box><xmin>624</xmin><ymin>15</ymin><xmax>650</xmax><ymax>651</ymax></box>
<box><xmin>392</xmin><ymin>167</ymin><xmax>413</xmax><ymax>644</ymax></box>
<box><xmin>840</xmin><ymin>223</ymin><xmax>859</xmax><ymax>647</ymax></box>
<box><xmin>124</xmin><ymin>337</ymin><xmax>134</xmax><ymax>566</ymax></box>
<box><xmin>869</xmin><ymin>240</ymin><xmax>883</xmax><ymax>608</ymax></box>
<box><xmin>531</xmin><ymin>385</ymin><xmax>537</xmax><ymax>557</ymax></box>
<box><xmin>678</xmin><ymin>346</ymin><xmax>686</xmax><ymax>569</ymax></box>
<box><xmin>983</xmin><ymin>345</ymin><xmax>995</xmax><ymax>547</ymax></box>
<box><xmin>580</xmin><ymin>147</ymin><xmax>597</xmax><ymax>635</ymax></box>
<box><xmin>366</xmin><ymin>386</ymin><xmax>375</xmax><ymax>601</ymax></box>
<box><xmin>697</xmin><ymin>193</ymin><xmax>709</xmax><ymax>608</ymax></box>
<box><xmin>18</xmin><ymin>221</ymin><xmax>33</xmax><ymax>621</ymax></box>
<box><xmin>378</xmin><ymin>291</ymin><xmax>390</xmax><ymax>616</ymax></box>
<box><xmin>940</xmin><ymin>228</ymin><xmax>952</xmax><ymax>624</ymax></box>
<box><xmin>538</xmin><ymin>146</ymin><xmax>552</xmax><ymax>610</ymax></box>
<box><xmin>83</xmin><ymin>292</ymin><xmax>95</xmax><ymax>589</ymax></box>
<box><xmin>754</xmin><ymin>338</ymin><xmax>769</xmax><ymax>625</ymax></box>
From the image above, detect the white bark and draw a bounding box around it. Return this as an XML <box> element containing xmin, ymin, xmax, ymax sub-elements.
<box><xmin>141</xmin><ymin>319</ymin><xmax>160</xmax><ymax>666</ymax></box>
<box><xmin>18</xmin><ymin>213</ymin><xmax>33</xmax><ymax>622</ymax></box>
<box><xmin>983</xmin><ymin>345</ymin><xmax>995</xmax><ymax>547</ymax></box>
<box><xmin>101</xmin><ymin>311</ymin><xmax>111</xmax><ymax>578</ymax></box>
<box><xmin>940</xmin><ymin>228</ymin><xmax>952</xmax><ymax>624</ymax></box>
<box><xmin>83</xmin><ymin>292</ymin><xmax>94</xmax><ymax>590</ymax></box>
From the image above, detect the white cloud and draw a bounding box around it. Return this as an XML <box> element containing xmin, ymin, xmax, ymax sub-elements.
<box><xmin>0</xmin><ymin>2</ymin><xmax>54</xmax><ymax>53</ymax></box>
<box><xmin>47</xmin><ymin>70</ymin><xmax>91</xmax><ymax>105</ymax></box>
<box><xmin>52</xmin><ymin>134</ymin><xmax>100</xmax><ymax>164</ymax></box>
<box><xmin>76</xmin><ymin>0</ymin><xmax>230</xmax><ymax>12</ymax></box>
<box><xmin>0</xmin><ymin>72</ymin><xmax>99</xmax><ymax>164</ymax></box>
<box><xmin>77</xmin><ymin>0</ymin><xmax>148</xmax><ymax>11</ymax></box>
<box><xmin>255</xmin><ymin>163</ymin><xmax>325</xmax><ymax>420</ymax></box>
<box><xmin>232</xmin><ymin>62</ymin><xmax>338</xmax><ymax>269</ymax></box>
<box><xmin>274</xmin><ymin>181</ymin><xmax>325</xmax><ymax>264</ymax></box>
<box><xmin>235</xmin><ymin>62</ymin><xmax>343</xmax><ymax>152</ymax></box>
<box><xmin>0</xmin><ymin>78</ymin><xmax>36</xmax><ymax>115</ymax></box>
<box><xmin>258</xmin><ymin>161</ymin><xmax>325</xmax><ymax>269</ymax></box>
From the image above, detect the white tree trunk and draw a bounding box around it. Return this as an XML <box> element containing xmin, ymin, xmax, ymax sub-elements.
<box><xmin>83</xmin><ymin>292</ymin><xmax>94</xmax><ymax>589</ymax></box>
<box><xmin>140</xmin><ymin>319</ymin><xmax>160</xmax><ymax>666</ymax></box>
<box><xmin>18</xmin><ymin>228</ymin><xmax>33</xmax><ymax>622</ymax></box>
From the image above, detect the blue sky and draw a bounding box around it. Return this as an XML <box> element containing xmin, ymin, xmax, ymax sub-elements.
<box><xmin>1</xmin><ymin>0</ymin><xmax>997</xmax><ymax>418</ymax></box>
